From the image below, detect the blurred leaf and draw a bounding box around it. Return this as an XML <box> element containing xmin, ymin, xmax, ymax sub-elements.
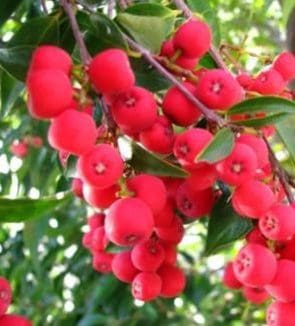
<box><xmin>129</xmin><ymin>142</ymin><xmax>188</xmax><ymax>178</ymax></box>
<box><xmin>199</xmin><ymin>53</ymin><xmax>218</xmax><ymax>69</ymax></box>
<box><xmin>78</xmin><ymin>314</ymin><xmax>109</xmax><ymax>326</ymax></box>
<box><xmin>0</xmin><ymin>192</ymin><xmax>72</xmax><ymax>223</ymax></box>
<box><xmin>277</xmin><ymin>115</ymin><xmax>295</xmax><ymax>162</ymax></box>
<box><xmin>196</xmin><ymin>128</ymin><xmax>234</xmax><ymax>163</ymax></box>
<box><xmin>204</xmin><ymin>195</ymin><xmax>253</xmax><ymax>256</ymax></box>
<box><xmin>234</xmin><ymin>112</ymin><xmax>288</xmax><ymax>127</ymax></box>
<box><xmin>116</xmin><ymin>3</ymin><xmax>176</xmax><ymax>53</ymax></box>
<box><xmin>0</xmin><ymin>0</ymin><xmax>22</xmax><ymax>26</ymax></box>
<box><xmin>282</xmin><ymin>0</ymin><xmax>295</xmax><ymax>25</ymax></box>
<box><xmin>228</xmin><ymin>96</ymin><xmax>295</xmax><ymax>116</ymax></box>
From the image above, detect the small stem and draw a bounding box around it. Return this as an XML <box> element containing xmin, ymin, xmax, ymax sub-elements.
<box><xmin>60</xmin><ymin>0</ymin><xmax>91</xmax><ymax>65</ymax></box>
<box><xmin>40</xmin><ymin>0</ymin><xmax>49</xmax><ymax>14</ymax></box>
<box><xmin>173</xmin><ymin>0</ymin><xmax>192</xmax><ymax>18</ymax></box>
<box><xmin>100</xmin><ymin>97</ymin><xmax>117</xmax><ymax>133</ymax></box>
<box><xmin>263</xmin><ymin>135</ymin><xmax>294</xmax><ymax>204</ymax></box>
<box><xmin>107</xmin><ymin>0</ymin><xmax>115</xmax><ymax>17</ymax></box>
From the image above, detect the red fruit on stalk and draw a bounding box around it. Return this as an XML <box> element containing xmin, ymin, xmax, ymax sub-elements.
<box><xmin>87</xmin><ymin>213</ymin><xmax>105</xmax><ymax>230</ymax></box>
<box><xmin>92</xmin><ymin>251</ymin><xmax>114</xmax><ymax>274</ymax></box>
<box><xmin>276</xmin><ymin>237</ymin><xmax>295</xmax><ymax>260</ymax></box>
<box><xmin>154</xmin><ymin>200</ymin><xmax>175</xmax><ymax>228</ymax></box>
<box><xmin>246</xmin><ymin>228</ymin><xmax>267</xmax><ymax>247</ymax></box>
<box><xmin>111</xmin><ymin>86</ymin><xmax>157</xmax><ymax>133</ymax></box>
<box><xmin>155</xmin><ymin>217</ymin><xmax>184</xmax><ymax>244</ymax></box>
<box><xmin>161</xmin><ymin>242</ymin><xmax>177</xmax><ymax>265</ymax></box>
<box><xmin>82</xmin><ymin>231</ymin><xmax>94</xmax><ymax>250</ymax></box>
<box><xmin>0</xmin><ymin>277</ymin><xmax>11</xmax><ymax>315</ymax></box>
<box><xmin>48</xmin><ymin>109</ymin><xmax>97</xmax><ymax>156</ymax></box>
<box><xmin>251</xmin><ymin>69</ymin><xmax>285</xmax><ymax>95</ymax></box>
<box><xmin>186</xmin><ymin>163</ymin><xmax>217</xmax><ymax>191</ymax></box>
<box><xmin>158</xmin><ymin>264</ymin><xmax>186</xmax><ymax>298</ymax></box>
<box><xmin>173</xmin><ymin>19</ymin><xmax>212</xmax><ymax>58</ymax></box>
<box><xmin>273</xmin><ymin>51</ymin><xmax>295</xmax><ymax>82</ymax></box>
<box><xmin>83</xmin><ymin>183</ymin><xmax>119</xmax><ymax>209</ymax></box>
<box><xmin>27</xmin><ymin>69</ymin><xmax>73</xmax><ymax>119</ymax></box>
<box><xmin>233</xmin><ymin>243</ymin><xmax>277</xmax><ymax>287</ymax></box>
<box><xmin>10</xmin><ymin>141</ymin><xmax>28</xmax><ymax>158</ymax></box>
<box><xmin>266</xmin><ymin>301</ymin><xmax>295</xmax><ymax>326</ymax></box>
<box><xmin>162</xmin><ymin>82</ymin><xmax>201</xmax><ymax>127</ymax></box>
<box><xmin>71</xmin><ymin>178</ymin><xmax>83</xmax><ymax>199</ymax></box>
<box><xmin>88</xmin><ymin>49</ymin><xmax>135</xmax><ymax>95</ymax></box>
<box><xmin>132</xmin><ymin>272</ymin><xmax>162</xmax><ymax>301</ymax></box>
<box><xmin>112</xmin><ymin>251</ymin><xmax>138</xmax><ymax>283</ymax></box>
<box><xmin>105</xmin><ymin>198</ymin><xmax>154</xmax><ymax>246</ymax></box>
<box><xmin>91</xmin><ymin>227</ymin><xmax>109</xmax><ymax>252</ymax></box>
<box><xmin>0</xmin><ymin>315</ymin><xmax>32</xmax><ymax>326</ymax></box>
<box><xmin>29</xmin><ymin>45</ymin><xmax>72</xmax><ymax>75</ymax></box>
<box><xmin>242</xmin><ymin>287</ymin><xmax>270</xmax><ymax>304</ymax></box>
<box><xmin>77</xmin><ymin>144</ymin><xmax>124</xmax><ymax>189</ymax></box>
<box><xmin>222</xmin><ymin>262</ymin><xmax>243</xmax><ymax>289</ymax></box>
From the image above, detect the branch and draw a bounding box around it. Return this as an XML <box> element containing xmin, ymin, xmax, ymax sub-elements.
<box><xmin>40</xmin><ymin>0</ymin><xmax>49</xmax><ymax>14</ymax></box>
<box><xmin>263</xmin><ymin>136</ymin><xmax>294</xmax><ymax>204</ymax></box>
<box><xmin>100</xmin><ymin>97</ymin><xmax>117</xmax><ymax>133</ymax></box>
<box><xmin>60</xmin><ymin>0</ymin><xmax>91</xmax><ymax>65</ymax></box>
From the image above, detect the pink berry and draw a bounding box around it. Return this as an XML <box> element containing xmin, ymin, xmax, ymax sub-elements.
<box><xmin>222</xmin><ymin>262</ymin><xmax>243</xmax><ymax>289</ymax></box>
<box><xmin>266</xmin><ymin>301</ymin><xmax>295</xmax><ymax>326</ymax></box>
<box><xmin>154</xmin><ymin>200</ymin><xmax>175</xmax><ymax>228</ymax></box>
<box><xmin>0</xmin><ymin>315</ymin><xmax>32</xmax><ymax>326</ymax></box>
<box><xmin>83</xmin><ymin>183</ymin><xmax>119</xmax><ymax>209</ymax></box>
<box><xmin>92</xmin><ymin>251</ymin><xmax>114</xmax><ymax>274</ymax></box>
<box><xmin>242</xmin><ymin>287</ymin><xmax>270</xmax><ymax>304</ymax></box>
<box><xmin>71</xmin><ymin>178</ymin><xmax>84</xmax><ymax>198</ymax></box>
<box><xmin>155</xmin><ymin>217</ymin><xmax>184</xmax><ymax>244</ymax></box>
<box><xmin>112</xmin><ymin>251</ymin><xmax>138</xmax><ymax>283</ymax></box>
<box><xmin>251</xmin><ymin>69</ymin><xmax>286</xmax><ymax>95</ymax></box>
<box><xmin>0</xmin><ymin>277</ymin><xmax>11</xmax><ymax>316</ymax></box>
<box><xmin>186</xmin><ymin>163</ymin><xmax>217</xmax><ymax>191</ymax></box>
<box><xmin>91</xmin><ymin>227</ymin><xmax>109</xmax><ymax>252</ymax></box>
<box><xmin>87</xmin><ymin>213</ymin><xmax>105</xmax><ymax>230</ymax></box>
<box><xmin>10</xmin><ymin>141</ymin><xmax>28</xmax><ymax>158</ymax></box>
<box><xmin>158</xmin><ymin>264</ymin><xmax>186</xmax><ymax>298</ymax></box>
<box><xmin>132</xmin><ymin>272</ymin><xmax>162</xmax><ymax>301</ymax></box>
<box><xmin>273</xmin><ymin>51</ymin><xmax>295</xmax><ymax>82</ymax></box>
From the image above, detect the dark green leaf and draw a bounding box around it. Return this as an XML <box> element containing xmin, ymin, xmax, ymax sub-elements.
<box><xmin>199</xmin><ymin>53</ymin><xmax>218</xmax><ymax>69</ymax></box>
<box><xmin>0</xmin><ymin>0</ymin><xmax>22</xmax><ymax>26</ymax></box>
<box><xmin>234</xmin><ymin>112</ymin><xmax>288</xmax><ymax>127</ymax></box>
<box><xmin>228</xmin><ymin>96</ymin><xmax>295</xmax><ymax>116</ymax></box>
<box><xmin>204</xmin><ymin>195</ymin><xmax>253</xmax><ymax>256</ymax></box>
<box><xmin>129</xmin><ymin>142</ymin><xmax>188</xmax><ymax>178</ymax></box>
<box><xmin>116</xmin><ymin>3</ymin><xmax>176</xmax><ymax>53</ymax></box>
<box><xmin>64</xmin><ymin>155</ymin><xmax>78</xmax><ymax>179</ymax></box>
<box><xmin>277</xmin><ymin>115</ymin><xmax>295</xmax><ymax>162</ymax></box>
<box><xmin>0</xmin><ymin>192</ymin><xmax>72</xmax><ymax>223</ymax></box>
<box><xmin>196</xmin><ymin>128</ymin><xmax>234</xmax><ymax>163</ymax></box>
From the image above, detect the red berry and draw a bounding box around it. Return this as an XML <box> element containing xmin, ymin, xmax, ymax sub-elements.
<box><xmin>132</xmin><ymin>272</ymin><xmax>162</xmax><ymax>301</ymax></box>
<box><xmin>173</xmin><ymin>19</ymin><xmax>211</xmax><ymax>58</ymax></box>
<box><xmin>105</xmin><ymin>198</ymin><xmax>154</xmax><ymax>246</ymax></box>
<box><xmin>173</xmin><ymin>128</ymin><xmax>213</xmax><ymax>168</ymax></box>
<box><xmin>127</xmin><ymin>174</ymin><xmax>167</xmax><ymax>215</ymax></box>
<box><xmin>242</xmin><ymin>287</ymin><xmax>270</xmax><ymax>304</ymax></box>
<box><xmin>71</xmin><ymin>178</ymin><xmax>84</xmax><ymax>198</ymax></box>
<box><xmin>10</xmin><ymin>141</ymin><xmax>28</xmax><ymax>158</ymax></box>
<box><xmin>154</xmin><ymin>199</ymin><xmax>175</xmax><ymax>228</ymax></box>
<box><xmin>259</xmin><ymin>204</ymin><xmax>295</xmax><ymax>241</ymax></box>
<box><xmin>195</xmin><ymin>69</ymin><xmax>244</xmax><ymax>110</ymax></box>
<box><xmin>155</xmin><ymin>217</ymin><xmax>184</xmax><ymax>244</ymax></box>
<box><xmin>83</xmin><ymin>183</ymin><xmax>119</xmax><ymax>209</ymax></box>
<box><xmin>232</xmin><ymin>180</ymin><xmax>275</xmax><ymax>218</ymax></box>
<box><xmin>139</xmin><ymin>116</ymin><xmax>174</xmax><ymax>154</ymax></box>
<box><xmin>276</xmin><ymin>237</ymin><xmax>295</xmax><ymax>260</ymax></box>
<box><xmin>266</xmin><ymin>301</ymin><xmax>295</xmax><ymax>326</ymax></box>
<box><xmin>0</xmin><ymin>315</ymin><xmax>32</xmax><ymax>326</ymax></box>
<box><xmin>186</xmin><ymin>163</ymin><xmax>217</xmax><ymax>191</ymax></box>
<box><xmin>161</xmin><ymin>177</ymin><xmax>183</xmax><ymax>204</ymax></box>
<box><xmin>265</xmin><ymin>259</ymin><xmax>295</xmax><ymax>302</ymax></box>
<box><xmin>92</xmin><ymin>251</ymin><xmax>114</xmax><ymax>274</ymax></box>
<box><xmin>273</xmin><ymin>51</ymin><xmax>295</xmax><ymax>82</ymax></box>
<box><xmin>111</xmin><ymin>86</ymin><xmax>157</xmax><ymax>133</ymax></box>
<box><xmin>48</xmin><ymin>109</ymin><xmax>97</xmax><ymax>156</ymax></box>
<box><xmin>162</xmin><ymin>82</ymin><xmax>201</xmax><ymax>127</ymax></box>
<box><xmin>158</xmin><ymin>264</ymin><xmax>186</xmax><ymax>297</ymax></box>
<box><xmin>0</xmin><ymin>277</ymin><xmax>11</xmax><ymax>316</ymax></box>
<box><xmin>91</xmin><ymin>227</ymin><xmax>109</xmax><ymax>252</ymax></box>
<box><xmin>246</xmin><ymin>228</ymin><xmax>267</xmax><ymax>247</ymax></box>
<box><xmin>251</xmin><ymin>69</ymin><xmax>285</xmax><ymax>95</ymax></box>
<box><xmin>131</xmin><ymin>239</ymin><xmax>165</xmax><ymax>272</ymax></box>
<box><xmin>236</xmin><ymin>73</ymin><xmax>253</xmax><ymax>89</ymax></box>
<box><xmin>77</xmin><ymin>144</ymin><xmax>124</xmax><ymax>189</ymax></box>
<box><xmin>233</xmin><ymin>243</ymin><xmax>277</xmax><ymax>287</ymax></box>
<box><xmin>216</xmin><ymin>143</ymin><xmax>258</xmax><ymax>186</ymax></box>
<box><xmin>88</xmin><ymin>49</ymin><xmax>135</xmax><ymax>95</ymax></box>
<box><xmin>87</xmin><ymin>213</ymin><xmax>105</xmax><ymax>229</ymax></box>
<box><xmin>112</xmin><ymin>251</ymin><xmax>138</xmax><ymax>283</ymax></box>
<box><xmin>27</xmin><ymin>69</ymin><xmax>73</xmax><ymax>119</ymax></box>
<box><xmin>222</xmin><ymin>262</ymin><xmax>243</xmax><ymax>289</ymax></box>
<box><xmin>82</xmin><ymin>231</ymin><xmax>93</xmax><ymax>250</ymax></box>
<box><xmin>29</xmin><ymin>45</ymin><xmax>72</xmax><ymax>75</ymax></box>
<box><xmin>161</xmin><ymin>242</ymin><xmax>177</xmax><ymax>265</ymax></box>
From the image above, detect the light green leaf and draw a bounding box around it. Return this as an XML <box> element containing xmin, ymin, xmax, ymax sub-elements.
<box><xmin>282</xmin><ymin>0</ymin><xmax>295</xmax><ymax>25</ymax></box>
<box><xmin>234</xmin><ymin>112</ymin><xmax>288</xmax><ymax>128</ymax></box>
<box><xmin>277</xmin><ymin>115</ymin><xmax>295</xmax><ymax>162</ymax></box>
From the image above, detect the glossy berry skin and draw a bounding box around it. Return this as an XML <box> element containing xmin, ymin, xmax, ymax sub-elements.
<box><xmin>87</xmin><ymin>213</ymin><xmax>105</xmax><ymax>230</ymax></box>
<box><xmin>176</xmin><ymin>181</ymin><xmax>214</xmax><ymax>218</ymax></box>
<box><xmin>132</xmin><ymin>272</ymin><xmax>162</xmax><ymax>301</ymax></box>
<box><xmin>259</xmin><ymin>204</ymin><xmax>295</xmax><ymax>241</ymax></box>
<box><xmin>158</xmin><ymin>264</ymin><xmax>186</xmax><ymax>298</ymax></box>
<box><xmin>265</xmin><ymin>259</ymin><xmax>295</xmax><ymax>302</ymax></box>
<box><xmin>246</xmin><ymin>228</ymin><xmax>267</xmax><ymax>247</ymax></box>
<box><xmin>251</xmin><ymin>69</ymin><xmax>285</xmax><ymax>95</ymax></box>
<box><xmin>232</xmin><ymin>180</ymin><xmax>275</xmax><ymax>218</ymax></box>
<box><xmin>154</xmin><ymin>200</ymin><xmax>175</xmax><ymax>228</ymax></box>
<box><xmin>242</xmin><ymin>287</ymin><xmax>269</xmax><ymax>304</ymax></box>
<box><xmin>186</xmin><ymin>163</ymin><xmax>217</xmax><ymax>191</ymax></box>
<box><xmin>91</xmin><ymin>227</ymin><xmax>109</xmax><ymax>252</ymax></box>
<box><xmin>111</xmin><ymin>86</ymin><xmax>157</xmax><ymax>133</ymax></box>
<box><xmin>48</xmin><ymin>110</ymin><xmax>97</xmax><ymax>156</ymax></box>
<box><xmin>222</xmin><ymin>262</ymin><xmax>243</xmax><ymax>289</ymax></box>
<box><xmin>105</xmin><ymin>198</ymin><xmax>154</xmax><ymax>246</ymax></box>
<box><xmin>173</xmin><ymin>128</ymin><xmax>213</xmax><ymax>168</ymax></box>
<box><xmin>131</xmin><ymin>239</ymin><xmax>165</xmax><ymax>272</ymax></box>
<box><xmin>83</xmin><ymin>183</ymin><xmax>119</xmax><ymax>209</ymax></box>
<box><xmin>162</xmin><ymin>83</ymin><xmax>201</xmax><ymax>126</ymax></box>
<box><xmin>0</xmin><ymin>277</ymin><xmax>11</xmax><ymax>316</ymax></box>
<box><xmin>266</xmin><ymin>301</ymin><xmax>295</xmax><ymax>326</ymax></box>
<box><xmin>77</xmin><ymin>144</ymin><xmax>124</xmax><ymax>189</ymax></box>
<box><xmin>71</xmin><ymin>178</ymin><xmax>83</xmax><ymax>198</ymax></box>
<box><xmin>195</xmin><ymin>69</ymin><xmax>243</xmax><ymax>110</ymax></box>
<box><xmin>92</xmin><ymin>251</ymin><xmax>114</xmax><ymax>274</ymax></box>
<box><xmin>216</xmin><ymin>143</ymin><xmax>258</xmax><ymax>186</ymax></box>
<box><xmin>155</xmin><ymin>217</ymin><xmax>184</xmax><ymax>244</ymax></box>
<box><xmin>88</xmin><ymin>49</ymin><xmax>135</xmax><ymax>95</ymax></box>
<box><xmin>27</xmin><ymin>69</ymin><xmax>73</xmax><ymax>119</ymax></box>
<box><xmin>236</xmin><ymin>73</ymin><xmax>253</xmax><ymax>89</ymax></box>
<box><xmin>127</xmin><ymin>174</ymin><xmax>167</xmax><ymax>215</ymax></box>
<box><xmin>173</xmin><ymin>19</ymin><xmax>211</xmax><ymax>58</ymax></box>
<box><xmin>139</xmin><ymin>116</ymin><xmax>174</xmax><ymax>154</ymax></box>
<box><xmin>273</xmin><ymin>51</ymin><xmax>295</xmax><ymax>82</ymax></box>
<box><xmin>0</xmin><ymin>315</ymin><xmax>32</xmax><ymax>326</ymax></box>
<box><xmin>161</xmin><ymin>243</ymin><xmax>177</xmax><ymax>265</ymax></box>
<box><xmin>111</xmin><ymin>251</ymin><xmax>138</xmax><ymax>283</ymax></box>
<box><xmin>233</xmin><ymin>243</ymin><xmax>277</xmax><ymax>287</ymax></box>
<box><xmin>29</xmin><ymin>45</ymin><xmax>72</xmax><ymax>75</ymax></box>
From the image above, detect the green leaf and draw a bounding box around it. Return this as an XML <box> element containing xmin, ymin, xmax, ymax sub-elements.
<box><xmin>277</xmin><ymin>115</ymin><xmax>295</xmax><ymax>162</ymax></box>
<box><xmin>228</xmin><ymin>96</ymin><xmax>295</xmax><ymax>116</ymax></box>
<box><xmin>204</xmin><ymin>195</ymin><xmax>253</xmax><ymax>256</ymax></box>
<box><xmin>78</xmin><ymin>12</ymin><xmax>127</xmax><ymax>55</ymax></box>
<box><xmin>196</xmin><ymin>128</ymin><xmax>234</xmax><ymax>163</ymax></box>
<box><xmin>116</xmin><ymin>3</ymin><xmax>176</xmax><ymax>53</ymax></box>
<box><xmin>0</xmin><ymin>192</ymin><xmax>72</xmax><ymax>223</ymax></box>
<box><xmin>0</xmin><ymin>69</ymin><xmax>23</xmax><ymax>117</ymax></box>
<box><xmin>282</xmin><ymin>0</ymin><xmax>295</xmax><ymax>25</ymax></box>
<box><xmin>129</xmin><ymin>142</ymin><xmax>188</xmax><ymax>178</ymax></box>
<box><xmin>199</xmin><ymin>53</ymin><xmax>218</xmax><ymax>69</ymax></box>
<box><xmin>234</xmin><ymin>112</ymin><xmax>288</xmax><ymax>128</ymax></box>
<box><xmin>0</xmin><ymin>0</ymin><xmax>22</xmax><ymax>26</ymax></box>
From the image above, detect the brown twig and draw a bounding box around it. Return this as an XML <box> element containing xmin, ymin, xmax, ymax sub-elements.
<box><xmin>100</xmin><ymin>97</ymin><xmax>117</xmax><ymax>133</ymax></box>
<box><xmin>40</xmin><ymin>0</ymin><xmax>48</xmax><ymax>14</ymax></box>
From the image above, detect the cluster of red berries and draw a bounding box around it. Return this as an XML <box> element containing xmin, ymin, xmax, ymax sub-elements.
<box><xmin>0</xmin><ymin>277</ymin><xmax>31</xmax><ymax>325</ymax></box>
<box><xmin>24</xmin><ymin>14</ymin><xmax>295</xmax><ymax>323</ymax></box>
<box><xmin>9</xmin><ymin>136</ymin><xmax>43</xmax><ymax>158</ymax></box>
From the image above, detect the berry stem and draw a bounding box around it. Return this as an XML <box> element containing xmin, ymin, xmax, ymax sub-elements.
<box><xmin>60</xmin><ymin>0</ymin><xmax>91</xmax><ymax>65</ymax></box>
<box><xmin>40</xmin><ymin>0</ymin><xmax>49</xmax><ymax>14</ymax></box>
<box><xmin>100</xmin><ymin>97</ymin><xmax>117</xmax><ymax>133</ymax></box>
<box><xmin>263</xmin><ymin>135</ymin><xmax>294</xmax><ymax>204</ymax></box>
